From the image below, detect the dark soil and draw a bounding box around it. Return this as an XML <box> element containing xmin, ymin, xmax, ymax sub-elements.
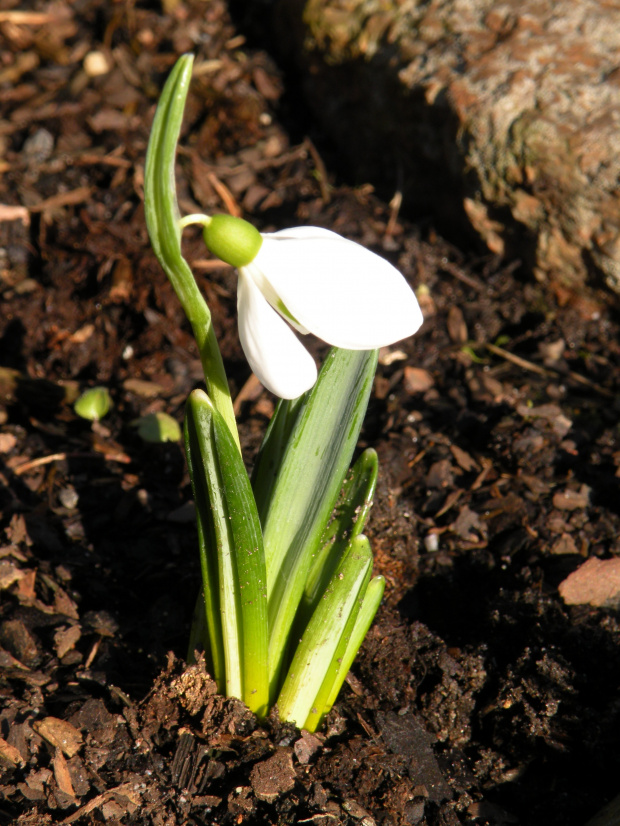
<box><xmin>2</xmin><ymin>2</ymin><xmax>620</xmax><ymax>825</ymax></box>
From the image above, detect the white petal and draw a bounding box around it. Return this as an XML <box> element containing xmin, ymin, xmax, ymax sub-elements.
<box><xmin>237</xmin><ymin>269</ymin><xmax>317</xmax><ymax>399</ymax></box>
<box><xmin>253</xmin><ymin>227</ymin><xmax>423</xmax><ymax>350</ymax></box>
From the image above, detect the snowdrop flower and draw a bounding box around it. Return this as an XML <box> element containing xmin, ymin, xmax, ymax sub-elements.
<box><xmin>202</xmin><ymin>215</ymin><xmax>423</xmax><ymax>399</ymax></box>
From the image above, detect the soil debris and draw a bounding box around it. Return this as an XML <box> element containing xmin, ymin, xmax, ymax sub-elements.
<box><xmin>1</xmin><ymin>1</ymin><xmax>620</xmax><ymax>825</ymax></box>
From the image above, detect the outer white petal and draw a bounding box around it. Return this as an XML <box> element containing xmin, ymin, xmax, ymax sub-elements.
<box><xmin>237</xmin><ymin>269</ymin><xmax>317</xmax><ymax>399</ymax></box>
<box><xmin>252</xmin><ymin>227</ymin><xmax>423</xmax><ymax>350</ymax></box>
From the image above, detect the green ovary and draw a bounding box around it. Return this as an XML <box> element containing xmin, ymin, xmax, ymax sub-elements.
<box><xmin>203</xmin><ymin>214</ymin><xmax>263</xmax><ymax>268</ymax></box>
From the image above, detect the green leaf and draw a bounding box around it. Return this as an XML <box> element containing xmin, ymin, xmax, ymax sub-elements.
<box><xmin>302</xmin><ymin>447</ymin><xmax>378</xmax><ymax>617</ymax></box>
<box><xmin>184</xmin><ymin>389</ymin><xmax>268</xmax><ymax>715</ymax></box>
<box><xmin>250</xmin><ymin>395</ymin><xmax>304</xmax><ymax>524</ymax></box>
<box><xmin>317</xmin><ymin>573</ymin><xmax>385</xmax><ymax>728</ymax></box>
<box><xmin>262</xmin><ymin>347</ymin><xmax>378</xmax><ymax>698</ymax></box>
<box><xmin>145</xmin><ymin>55</ymin><xmax>238</xmax><ymax>447</ymax></box>
<box><xmin>276</xmin><ymin>535</ymin><xmax>373</xmax><ymax>729</ymax></box>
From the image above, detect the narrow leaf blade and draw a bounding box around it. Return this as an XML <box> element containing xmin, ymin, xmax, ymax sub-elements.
<box><xmin>251</xmin><ymin>395</ymin><xmax>304</xmax><ymax>524</ymax></box>
<box><xmin>185</xmin><ymin>389</ymin><xmax>269</xmax><ymax>715</ymax></box>
<box><xmin>316</xmin><ymin>573</ymin><xmax>385</xmax><ymax>728</ymax></box>
<box><xmin>276</xmin><ymin>535</ymin><xmax>373</xmax><ymax>728</ymax></box>
<box><xmin>184</xmin><ymin>401</ymin><xmax>225</xmax><ymax>689</ymax></box>
<box><xmin>262</xmin><ymin>347</ymin><xmax>379</xmax><ymax>696</ymax></box>
<box><xmin>303</xmin><ymin>447</ymin><xmax>378</xmax><ymax>614</ymax></box>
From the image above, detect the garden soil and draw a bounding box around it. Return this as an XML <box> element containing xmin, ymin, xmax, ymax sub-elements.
<box><xmin>1</xmin><ymin>2</ymin><xmax>620</xmax><ymax>825</ymax></box>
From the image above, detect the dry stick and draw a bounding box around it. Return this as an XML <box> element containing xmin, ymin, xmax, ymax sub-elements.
<box><xmin>386</xmin><ymin>189</ymin><xmax>403</xmax><ymax>236</ymax></box>
<box><xmin>190</xmin><ymin>258</ymin><xmax>232</xmax><ymax>271</ymax></box>
<box><xmin>179</xmin><ymin>143</ymin><xmax>308</xmax><ymax>177</ymax></box>
<box><xmin>304</xmin><ymin>137</ymin><xmax>331</xmax><ymax>204</ymax></box>
<box><xmin>60</xmin><ymin>783</ymin><xmax>141</xmax><ymax>825</ymax></box>
<box><xmin>485</xmin><ymin>342</ymin><xmax>614</xmax><ymax>398</ymax></box>
<box><xmin>29</xmin><ymin>187</ymin><xmax>93</xmax><ymax>213</ymax></box>
<box><xmin>440</xmin><ymin>259</ymin><xmax>486</xmax><ymax>291</ymax></box>
<box><xmin>13</xmin><ymin>452</ymin><xmax>130</xmax><ymax>475</ymax></box>
<box><xmin>485</xmin><ymin>342</ymin><xmax>548</xmax><ymax>376</ymax></box>
<box><xmin>0</xmin><ymin>11</ymin><xmax>57</xmax><ymax>23</ymax></box>
<box><xmin>205</xmin><ymin>171</ymin><xmax>241</xmax><ymax>217</ymax></box>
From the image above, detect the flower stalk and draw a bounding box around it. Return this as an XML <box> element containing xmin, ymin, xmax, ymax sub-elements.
<box><xmin>144</xmin><ymin>54</ymin><xmax>423</xmax><ymax>730</ymax></box>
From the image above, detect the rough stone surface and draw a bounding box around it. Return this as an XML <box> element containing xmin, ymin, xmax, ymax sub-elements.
<box><xmin>274</xmin><ymin>0</ymin><xmax>620</xmax><ymax>295</ymax></box>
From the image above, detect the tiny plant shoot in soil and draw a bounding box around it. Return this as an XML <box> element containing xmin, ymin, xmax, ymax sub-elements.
<box><xmin>144</xmin><ymin>54</ymin><xmax>423</xmax><ymax>730</ymax></box>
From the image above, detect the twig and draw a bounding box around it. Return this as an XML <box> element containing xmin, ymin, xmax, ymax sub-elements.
<box><xmin>485</xmin><ymin>342</ymin><xmax>548</xmax><ymax>376</ymax></box>
<box><xmin>485</xmin><ymin>342</ymin><xmax>614</xmax><ymax>397</ymax></box>
<box><xmin>29</xmin><ymin>187</ymin><xmax>93</xmax><ymax>213</ymax></box>
<box><xmin>0</xmin><ymin>11</ymin><xmax>58</xmax><ymax>23</ymax></box>
<box><xmin>13</xmin><ymin>451</ymin><xmax>130</xmax><ymax>475</ymax></box>
<box><xmin>206</xmin><ymin>171</ymin><xmax>241</xmax><ymax>217</ymax></box>
<box><xmin>0</xmin><ymin>204</ymin><xmax>30</xmax><ymax>224</ymax></box>
<box><xmin>303</xmin><ymin>137</ymin><xmax>331</xmax><ymax>204</ymax></box>
<box><xmin>190</xmin><ymin>258</ymin><xmax>233</xmax><ymax>271</ymax></box>
<box><xmin>440</xmin><ymin>259</ymin><xmax>486</xmax><ymax>292</ymax></box>
<box><xmin>386</xmin><ymin>189</ymin><xmax>402</xmax><ymax>236</ymax></box>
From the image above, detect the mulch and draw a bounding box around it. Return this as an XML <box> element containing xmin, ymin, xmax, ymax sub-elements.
<box><xmin>2</xmin><ymin>2</ymin><xmax>620</xmax><ymax>825</ymax></box>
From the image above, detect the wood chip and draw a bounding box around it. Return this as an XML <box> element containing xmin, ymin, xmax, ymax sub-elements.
<box><xmin>54</xmin><ymin>625</ymin><xmax>82</xmax><ymax>659</ymax></box>
<box><xmin>0</xmin><ymin>736</ymin><xmax>26</xmax><ymax>767</ymax></box>
<box><xmin>447</xmin><ymin>305</ymin><xmax>468</xmax><ymax>343</ymax></box>
<box><xmin>559</xmin><ymin>557</ymin><xmax>620</xmax><ymax>608</ymax></box>
<box><xmin>425</xmin><ymin>459</ymin><xmax>455</xmax><ymax>489</ymax></box>
<box><xmin>69</xmin><ymin>324</ymin><xmax>95</xmax><ymax>344</ymax></box>
<box><xmin>550</xmin><ymin>533</ymin><xmax>580</xmax><ymax>555</ymax></box>
<box><xmin>59</xmin><ymin>782</ymin><xmax>142</xmax><ymax>824</ymax></box>
<box><xmin>450</xmin><ymin>444</ymin><xmax>478</xmax><ymax>472</ymax></box>
<box><xmin>28</xmin><ymin>187</ymin><xmax>92</xmax><ymax>213</ymax></box>
<box><xmin>293</xmin><ymin>731</ymin><xmax>322</xmax><ymax>765</ymax></box>
<box><xmin>0</xmin><ymin>559</ymin><xmax>25</xmax><ymax>589</ymax></box>
<box><xmin>403</xmin><ymin>366</ymin><xmax>434</xmax><ymax>394</ymax></box>
<box><xmin>33</xmin><ymin>717</ymin><xmax>83</xmax><ymax>758</ymax></box>
<box><xmin>54</xmin><ymin>585</ymin><xmax>80</xmax><ymax>620</ymax></box>
<box><xmin>0</xmin><ymin>618</ymin><xmax>40</xmax><ymax>666</ymax></box>
<box><xmin>552</xmin><ymin>486</ymin><xmax>590</xmax><ymax>511</ymax></box>
<box><xmin>53</xmin><ymin>748</ymin><xmax>76</xmax><ymax>799</ymax></box>
<box><xmin>250</xmin><ymin>749</ymin><xmax>296</xmax><ymax>802</ymax></box>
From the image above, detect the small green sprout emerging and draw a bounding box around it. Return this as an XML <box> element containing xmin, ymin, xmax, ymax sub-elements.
<box><xmin>74</xmin><ymin>386</ymin><xmax>112</xmax><ymax>422</ymax></box>
<box><xmin>144</xmin><ymin>55</ymin><xmax>423</xmax><ymax>730</ymax></box>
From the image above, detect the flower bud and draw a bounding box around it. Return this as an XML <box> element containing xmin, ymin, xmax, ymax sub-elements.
<box><xmin>203</xmin><ymin>214</ymin><xmax>262</xmax><ymax>268</ymax></box>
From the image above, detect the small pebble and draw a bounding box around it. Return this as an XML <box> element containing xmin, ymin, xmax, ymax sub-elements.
<box><xmin>84</xmin><ymin>50</ymin><xmax>110</xmax><ymax>77</ymax></box>
<box><xmin>424</xmin><ymin>533</ymin><xmax>439</xmax><ymax>552</ymax></box>
<box><xmin>23</xmin><ymin>128</ymin><xmax>54</xmax><ymax>163</ymax></box>
<box><xmin>59</xmin><ymin>487</ymin><xmax>79</xmax><ymax>510</ymax></box>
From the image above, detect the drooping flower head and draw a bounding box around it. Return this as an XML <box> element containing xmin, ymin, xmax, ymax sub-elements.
<box><xmin>202</xmin><ymin>215</ymin><xmax>424</xmax><ymax>399</ymax></box>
